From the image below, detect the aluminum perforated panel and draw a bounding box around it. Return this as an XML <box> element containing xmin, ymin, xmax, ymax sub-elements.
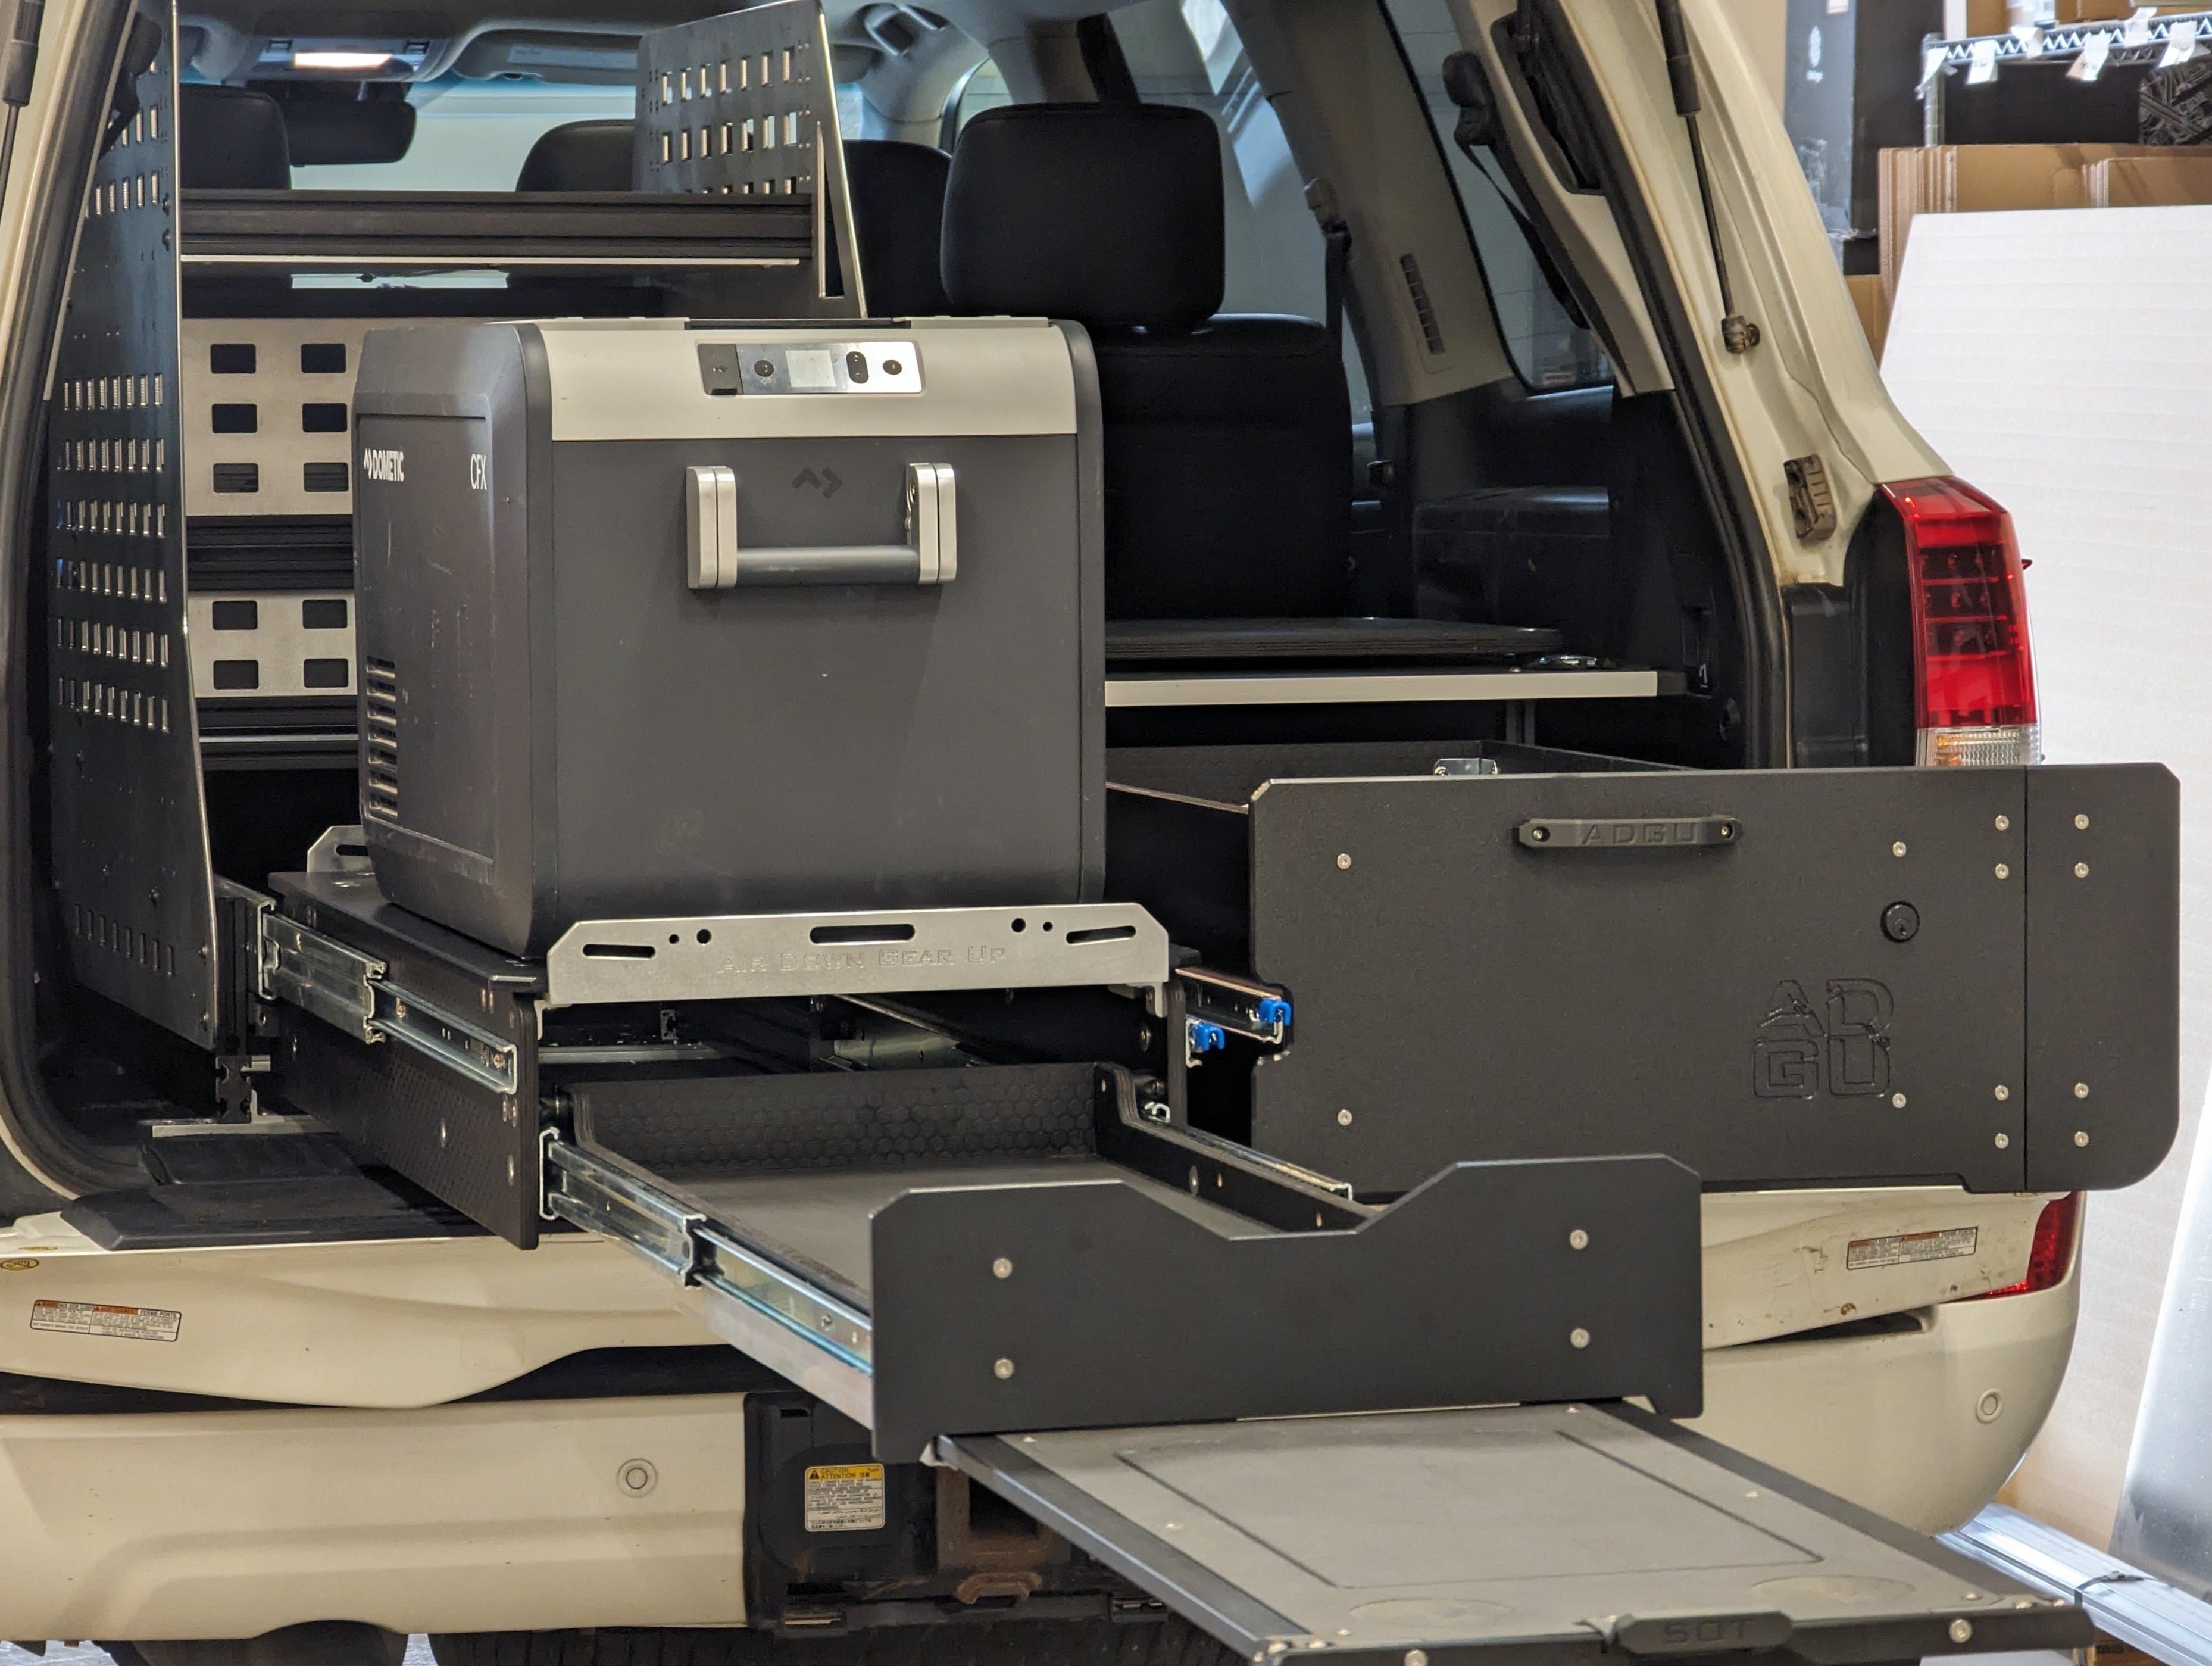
<box><xmin>634</xmin><ymin>0</ymin><xmax>861</xmax><ymax>311</ymax></box>
<box><xmin>48</xmin><ymin>36</ymin><xmax>219</xmax><ymax>1046</ymax></box>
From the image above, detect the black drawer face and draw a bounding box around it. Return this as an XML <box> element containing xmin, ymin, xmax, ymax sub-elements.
<box><xmin>1221</xmin><ymin>762</ymin><xmax>2174</xmax><ymax>1196</ymax></box>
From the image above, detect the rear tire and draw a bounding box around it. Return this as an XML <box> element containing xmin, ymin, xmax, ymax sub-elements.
<box><xmin>428</xmin><ymin>1617</ymin><xmax>1241</xmax><ymax>1666</ymax></box>
<box><xmin>105</xmin><ymin>1626</ymin><xmax>408</xmax><ymax>1666</ymax></box>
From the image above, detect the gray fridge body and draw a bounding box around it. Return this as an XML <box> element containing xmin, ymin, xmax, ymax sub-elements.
<box><xmin>354</xmin><ymin>317</ymin><xmax>1104</xmax><ymax>955</ymax></box>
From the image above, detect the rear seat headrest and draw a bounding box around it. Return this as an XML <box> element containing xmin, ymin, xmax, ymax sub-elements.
<box><xmin>845</xmin><ymin>139</ymin><xmax>952</xmax><ymax>316</ymax></box>
<box><xmin>178</xmin><ymin>85</ymin><xmax>292</xmax><ymax>191</ymax></box>
<box><xmin>515</xmin><ymin>119</ymin><xmax>635</xmax><ymax>192</ymax></box>
<box><xmin>942</xmin><ymin>103</ymin><xmax>1223</xmax><ymax>329</ymax></box>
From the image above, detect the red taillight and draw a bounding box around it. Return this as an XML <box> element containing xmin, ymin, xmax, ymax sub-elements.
<box><xmin>1880</xmin><ymin>477</ymin><xmax>2040</xmax><ymax>768</ymax></box>
<box><xmin>1967</xmin><ymin>1193</ymin><xmax>2080</xmax><ymax>1300</ymax></box>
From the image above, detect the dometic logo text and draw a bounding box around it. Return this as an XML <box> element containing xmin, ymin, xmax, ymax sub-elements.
<box><xmin>1752</xmin><ymin>978</ymin><xmax>1894</xmax><ymax>1099</ymax></box>
<box><xmin>361</xmin><ymin>449</ymin><xmax>405</xmax><ymax>483</ymax></box>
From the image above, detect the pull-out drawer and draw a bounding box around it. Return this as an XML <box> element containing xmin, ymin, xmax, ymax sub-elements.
<box><xmin>1108</xmin><ymin>760</ymin><xmax>2178</xmax><ymax>1197</ymax></box>
<box><xmin>541</xmin><ymin>1062</ymin><xmax>1703</xmax><ymax>1459</ymax></box>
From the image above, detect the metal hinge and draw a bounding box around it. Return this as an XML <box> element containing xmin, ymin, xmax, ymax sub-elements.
<box><xmin>260</xmin><ymin>912</ymin><xmax>519</xmax><ymax>1095</ymax></box>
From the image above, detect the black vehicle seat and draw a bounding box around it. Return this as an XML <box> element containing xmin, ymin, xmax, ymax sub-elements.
<box><xmin>1414</xmin><ymin>486</ymin><xmax>1613</xmax><ymax>646</ymax></box>
<box><xmin>843</xmin><ymin>139</ymin><xmax>951</xmax><ymax>315</ymax></box>
<box><xmin>941</xmin><ymin>102</ymin><xmax>1352</xmax><ymax>619</ymax></box>
<box><xmin>178</xmin><ymin>85</ymin><xmax>292</xmax><ymax>189</ymax></box>
<box><xmin>515</xmin><ymin>118</ymin><xmax>633</xmax><ymax>191</ymax></box>
<box><xmin>511</xmin><ymin>123</ymin><xmax>953</xmax><ymax>316</ymax></box>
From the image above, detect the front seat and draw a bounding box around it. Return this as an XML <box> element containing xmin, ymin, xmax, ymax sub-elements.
<box><xmin>178</xmin><ymin>85</ymin><xmax>292</xmax><ymax>189</ymax></box>
<box><xmin>515</xmin><ymin>118</ymin><xmax>634</xmax><ymax>191</ymax></box>
<box><xmin>941</xmin><ymin>102</ymin><xmax>1352</xmax><ymax>619</ymax></box>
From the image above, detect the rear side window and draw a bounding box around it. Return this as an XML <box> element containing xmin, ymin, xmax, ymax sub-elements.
<box><xmin>1377</xmin><ymin>0</ymin><xmax>1610</xmax><ymax>392</ymax></box>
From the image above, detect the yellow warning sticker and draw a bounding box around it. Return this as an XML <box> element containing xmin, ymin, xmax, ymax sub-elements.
<box><xmin>804</xmin><ymin>1461</ymin><xmax>886</xmax><ymax>1533</ymax></box>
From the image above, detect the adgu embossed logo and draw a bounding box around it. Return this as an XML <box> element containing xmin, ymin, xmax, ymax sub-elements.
<box><xmin>1752</xmin><ymin>979</ymin><xmax>1895</xmax><ymax>1100</ymax></box>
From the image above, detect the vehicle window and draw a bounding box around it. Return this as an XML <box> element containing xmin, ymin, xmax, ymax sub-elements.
<box><xmin>283</xmin><ymin>78</ymin><xmax>636</xmax><ymax>191</ymax></box>
<box><xmin>950</xmin><ymin>0</ymin><xmax>1371</xmax><ymax>425</ymax></box>
<box><xmin>1376</xmin><ymin>0</ymin><xmax>1610</xmax><ymax>391</ymax></box>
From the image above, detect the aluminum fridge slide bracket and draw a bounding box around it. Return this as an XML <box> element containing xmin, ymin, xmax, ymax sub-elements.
<box><xmin>542</xmin><ymin>902</ymin><xmax>1169</xmax><ymax>1010</ymax></box>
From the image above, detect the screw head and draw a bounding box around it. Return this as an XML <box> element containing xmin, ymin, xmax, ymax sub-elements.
<box><xmin>1569</xmin><ymin>1228</ymin><xmax>1589</xmax><ymax>1250</ymax></box>
<box><xmin>1891</xmin><ymin>1092</ymin><xmax>1908</xmax><ymax>1109</ymax></box>
<box><xmin>2076</xmin><ymin>813</ymin><xmax>2090</xmax><ymax>830</ymax></box>
<box><xmin>1569</xmin><ymin>1327</ymin><xmax>1591</xmax><ymax>1349</ymax></box>
<box><xmin>2075</xmin><ymin>1130</ymin><xmax>2089</xmax><ymax>1147</ymax></box>
<box><xmin>992</xmin><ymin>1256</ymin><xmax>1014</xmax><ymax>1280</ymax></box>
<box><xmin>1995</xmin><ymin>863</ymin><xmax>2011</xmax><ymax>880</ymax></box>
<box><xmin>1335</xmin><ymin>852</ymin><xmax>1352</xmax><ymax>870</ymax></box>
<box><xmin>1994</xmin><ymin>1084</ymin><xmax>2010</xmax><ymax>1102</ymax></box>
<box><xmin>1406</xmin><ymin>1652</ymin><xmax>1429</xmax><ymax>1666</ymax></box>
<box><xmin>2075</xmin><ymin>1081</ymin><xmax>2090</xmax><ymax>1099</ymax></box>
<box><xmin>1949</xmin><ymin>1620</ymin><xmax>1973</xmax><ymax>1645</ymax></box>
<box><xmin>1336</xmin><ymin>1107</ymin><xmax>1353</xmax><ymax>1126</ymax></box>
<box><xmin>1994</xmin><ymin>815</ymin><xmax>2010</xmax><ymax>831</ymax></box>
<box><xmin>1892</xmin><ymin>841</ymin><xmax>1908</xmax><ymax>857</ymax></box>
<box><xmin>993</xmin><ymin>1357</ymin><xmax>1015</xmax><ymax>1380</ymax></box>
<box><xmin>2074</xmin><ymin>862</ymin><xmax>2090</xmax><ymax>879</ymax></box>
<box><xmin>1994</xmin><ymin>1132</ymin><xmax>2010</xmax><ymax>1149</ymax></box>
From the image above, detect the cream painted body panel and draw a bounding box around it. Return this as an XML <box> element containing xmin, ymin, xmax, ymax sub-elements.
<box><xmin>0</xmin><ymin>1214</ymin><xmax>717</xmax><ymax>1406</ymax></box>
<box><xmin>1701</xmin><ymin>1187</ymin><xmax>2054</xmax><ymax>1346</ymax></box>
<box><xmin>1523</xmin><ymin>1</ymin><xmax>1951</xmax><ymax>586</ymax></box>
<box><xmin>0</xmin><ymin>1188</ymin><xmax>2054</xmax><ymax>1408</ymax></box>
<box><xmin>1692</xmin><ymin>1259</ymin><xmax>2080</xmax><ymax>1533</ymax></box>
<box><xmin>0</xmin><ymin>1277</ymin><xmax>2073</xmax><ymax>1637</ymax></box>
<box><xmin>0</xmin><ymin>1393</ymin><xmax>748</xmax><ymax>1638</ymax></box>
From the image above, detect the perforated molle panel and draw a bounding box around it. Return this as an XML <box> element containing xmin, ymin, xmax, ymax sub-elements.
<box><xmin>47</xmin><ymin>39</ymin><xmax>219</xmax><ymax>1045</ymax></box>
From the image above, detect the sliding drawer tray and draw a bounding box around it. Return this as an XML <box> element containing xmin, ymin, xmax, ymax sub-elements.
<box><xmin>944</xmin><ymin>1402</ymin><xmax>2092</xmax><ymax>1666</ymax></box>
<box><xmin>542</xmin><ymin>1062</ymin><xmax>1703</xmax><ymax>1459</ymax></box>
<box><xmin>1108</xmin><ymin>759</ymin><xmax>2179</xmax><ymax>1197</ymax></box>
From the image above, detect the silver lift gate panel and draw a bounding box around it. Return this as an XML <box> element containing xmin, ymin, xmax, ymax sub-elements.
<box><xmin>945</xmin><ymin>1405</ymin><xmax>2092</xmax><ymax>1666</ymax></box>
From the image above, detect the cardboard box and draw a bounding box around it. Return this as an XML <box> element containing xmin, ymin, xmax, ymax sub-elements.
<box><xmin>1950</xmin><ymin>0</ymin><xmax>2010</xmax><ymax>35</ymax></box>
<box><xmin>1846</xmin><ymin>273</ymin><xmax>1891</xmax><ymax>360</ymax></box>
<box><xmin>2008</xmin><ymin>1</ymin><xmax>2192</xmax><ymax>21</ymax></box>
<box><xmin>1877</xmin><ymin>143</ymin><xmax>2212</xmax><ymax>299</ymax></box>
<box><xmin>2087</xmin><ymin>154</ymin><xmax>2212</xmax><ymax>205</ymax></box>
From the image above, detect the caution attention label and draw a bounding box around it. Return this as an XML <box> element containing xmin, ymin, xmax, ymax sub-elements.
<box><xmin>804</xmin><ymin>1462</ymin><xmax>887</xmax><ymax>1533</ymax></box>
<box><xmin>30</xmin><ymin>1297</ymin><xmax>183</xmax><ymax>1342</ymax></box>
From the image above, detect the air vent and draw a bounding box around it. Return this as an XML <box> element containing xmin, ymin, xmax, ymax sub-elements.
<box><xmin>1399</xmin><ymin>253</ymin><xmax>1445</xmax><ymax>355</ymax></box>
<box><xmin>363</xmin><ymin>656</ymin><xmax>399</xmax><ymax>820</ymax></box>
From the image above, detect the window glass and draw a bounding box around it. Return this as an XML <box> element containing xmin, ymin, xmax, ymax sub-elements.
<box><xmin>1377</xmin><ymin>0</ymin><xmax>1609</xmax><ymax>391</ymax></box>
<box><xmin>285</xmin><ymin>79</ymin><xmax>636</xmax><ymax>191</ymax></box>
<box><xmin>952</xmin><ymin>0</ymin><xmax>1370</xmax><ymax>424</ymax></box>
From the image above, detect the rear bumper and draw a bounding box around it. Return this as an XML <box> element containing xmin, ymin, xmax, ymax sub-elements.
<box><xmin>1687</xmin><ymin>1261</ymin><xmax>2080</xmax><ymax>1534</ymax></box>
<box><xmin>0</xmin><ymin>1392</ymin><xmax>748</xmax><ymax>1639</ymax></box>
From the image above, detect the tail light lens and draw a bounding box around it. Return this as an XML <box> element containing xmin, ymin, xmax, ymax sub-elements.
<box><xmin>1967</xmin><ymin>1193</ymin><xmax>2080</xmax><ymax>1300</ymax></box>
<box><xmin>1880</xmin><ymin>478</ymin><xmax>2040</xmax><ymax>768</ymax></box>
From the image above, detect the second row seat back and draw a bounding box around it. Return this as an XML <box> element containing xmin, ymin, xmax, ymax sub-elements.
<box><xmin>513</xmin><ymin>121</ymin><xmax>951</xmax><ymax>315</ymax></box>
<box><xmin>942</xmin><ymin>102</ymin><xmax>1352</xmax><ymax>620</ymax></box>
